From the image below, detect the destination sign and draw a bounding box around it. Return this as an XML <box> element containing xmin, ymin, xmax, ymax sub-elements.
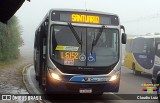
<box><xmin>51</xmin><ymin>11</ymin><xmax>119</xmax><ymax>25</ymax></box>
<box><xmin>71</xmin><ymin>14</ymin><xmax>99</xmax><ymax>24</ymax></box>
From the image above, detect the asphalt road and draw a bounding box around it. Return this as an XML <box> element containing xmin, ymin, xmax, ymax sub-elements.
<box><xmin>24</xmin><ymin>66</ymin><xmax>159</xmax><ymax>103</ymax></box>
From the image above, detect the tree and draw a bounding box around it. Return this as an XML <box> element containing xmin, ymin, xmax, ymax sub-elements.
<box><xmin>0</xmin><ymin>16</ymin><xmax>23</xmax><ymax>62</ymax></box>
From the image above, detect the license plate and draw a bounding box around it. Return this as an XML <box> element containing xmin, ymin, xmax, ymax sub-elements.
<box><xmin>79</xmin><ymin>88</ymin><xmax>92</xmax><ymax>93</ymax></box>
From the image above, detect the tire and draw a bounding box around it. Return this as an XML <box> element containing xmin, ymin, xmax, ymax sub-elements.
<box><xmin>34</xmin><ymin>61</ymin><xmax>39</xmax><ymax>81</ymax></box>
<box><xmin>95</xmin><ymin>92</ymin><xmax>103</xmax><ymax>96</ymax></box>
<box><xmin>132</xmin><ymin>64</ymin><xmax>141</xmax><ymax>75</ymax></box>
<box><xmin>84</xmin><ymin>93</ymin><xmax>103</xmax><ymax>97</ymax></box>
<box><xmin>35</xmin><ymin>63</ymin><xmax>39</xmax><ymax>81</ymax></box>
<box><xmin>35</xmin><ymin>75</ymin><xmax>39</xmax><ymax>81</ymax></box>
<box><xmin>44</xmin><ymin>76</ymin><xmax>52</xmax><ymax>94</ymax></box>
<box><xmin>38</xmin><ymin>73</ymin><xmax>42</xmax><ymax>87</ymax></box>
<box><xmin>39</xmin><ymin>59</ymin><xmax>45</xmax><ymax>88</ymax></box>
<box><xmin>151</xmin><ymin>79</ymin><xmax>154</xmax><ymax>84</ymax></box>
<box><xmin>157</xmin><ymin>78</ymin><xmax>160</xmax><ymax>100</ymax></box>
<box><xmin>38</xmin><ymin>64</ymin><xmax>43</xmax><ymax>88</ymax></box>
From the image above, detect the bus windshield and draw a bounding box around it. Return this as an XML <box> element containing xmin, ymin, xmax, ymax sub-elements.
<box><xmin>51</xmin><ymin>25</ymin><xmax>119</xmax><ymax>67</ymax></box>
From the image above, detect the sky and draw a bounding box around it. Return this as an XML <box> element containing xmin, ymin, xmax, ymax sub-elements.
<box><xmin>15</xmin><ymin>0</ymin><xmax>160</xmax><ymax>54</ymax></box>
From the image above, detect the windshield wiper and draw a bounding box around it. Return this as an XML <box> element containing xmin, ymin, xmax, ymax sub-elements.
<box><xmin>68</xmin><ymin>23</ymin><xmax>82</xmax><ymax>45</ymax></box>
<box><xmin>90</xmin><ymin>25</ymin><xmax>105</xmax><ymax>54</ymax></box>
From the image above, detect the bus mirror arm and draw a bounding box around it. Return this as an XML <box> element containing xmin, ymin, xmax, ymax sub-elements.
<box><xmin>120</xmin><ymin>25</ymin><xmax>125</xmax><ymax>33</ymax></box>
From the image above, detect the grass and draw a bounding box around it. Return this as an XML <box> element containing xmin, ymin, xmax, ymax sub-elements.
<box><xmin>0</xmin><ymin>56</ymin><xmax>23</xmax><ymax>69</ymax></box>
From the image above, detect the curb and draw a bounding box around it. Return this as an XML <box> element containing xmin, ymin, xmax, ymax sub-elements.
<box><xmin>22</xmin><ymin>64</ymin><xmax>33</xmax><ymax>94</ymax></box>
<box><xmin>22</xmin><ymin>64</ymin><xmax>47</xmax><ymax>103</ymax></box>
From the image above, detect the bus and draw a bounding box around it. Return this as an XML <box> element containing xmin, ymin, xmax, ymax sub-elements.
<box><xmin>34</xmin><ymin>9</ymin><xmax>126</xmax><ymax>94</ymax></box>
<box><xmin>124</xmin><ymin>33</ymin><xmax>160</xmax><ymax>75</ymax></box>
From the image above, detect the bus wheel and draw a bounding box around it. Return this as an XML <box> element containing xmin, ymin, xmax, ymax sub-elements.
<box><xmin>132</xmin><ymin>64</ymin><xmax>141</xmax><ymax>75</ymax></box>
<box><xmin>95</xmin><ymin>92</ymin><xmax>103</xmax><ymax>96</ymax></box>
<box><xmin>34</xmin><ymin>64</ymin><xmax>39</xmax><ymax>81</ymax></box>
<box><xmin>38</xmin><ymin>75</ymin><xmax>42</xmax><ymax>87</ymax></box>
<box><xmin>38</xmin><ymin>68</ymin><xmax>43</xmax><ymax>88</ymax></box>
<box><xmin>157</xmin><ymin>78</ymin><xmax>160</xmax><ymax>100</ymax></box>
<box><xmin>35</xmin><ymin>75</ymin><xmax>39</xmax><ymax>81</ymax></box>
<box><xmin>44</xmin><ymin>76</ymin><xmax>52</xmax><ymax>94</ymax></box>
<box><xmin>39</xmin><ymin>61</ymin><xmax>45</xmax><ymax>88</ymax></box>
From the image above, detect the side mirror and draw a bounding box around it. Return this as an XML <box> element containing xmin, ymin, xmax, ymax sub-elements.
<box><xmin>122</xmin><ymin>33</ymin><xmax>127</xmax><ymax>44</ymax></box>
<box><xmin>120</xmin><ymin>25</ymin><xmax>127</xmax><ymax>44</ymax></box>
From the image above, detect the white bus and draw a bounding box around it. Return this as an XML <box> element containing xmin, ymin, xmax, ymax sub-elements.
<box><xmin>34</xmin><ymin>9</ymin><xmax>126</xmax><ymax>94</ymax></box>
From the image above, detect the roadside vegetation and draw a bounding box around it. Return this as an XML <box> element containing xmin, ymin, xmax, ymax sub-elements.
<box><xmin>0</xmin><ymin>16</ymin><xmax>23</xmax><ymax>65</ymax></box>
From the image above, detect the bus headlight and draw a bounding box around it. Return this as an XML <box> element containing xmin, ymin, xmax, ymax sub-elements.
<box><xmin>109</xmin><ymin>75</ymin><xmax>118</xmax><ymax>81</ymax></box>
<box><xmin>51</xmin><ymin>73</ymin><xmax>61</xmax><ymax>80</ymax></box>
<box><xmin>109</xmin><ymin>70</ymin><xmax>120</xmax><ymax>81</ymax></box>
<box><xmin>49</xmin><ymin>69</ymin><xmax>61</xmax><ymax>81</ymax></box>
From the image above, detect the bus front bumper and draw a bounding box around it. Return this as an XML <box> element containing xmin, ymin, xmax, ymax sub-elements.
<box><xmin>47</xmin><ymin>74</ymin><xmax>120</xmax><ymax>94</ymax></box>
